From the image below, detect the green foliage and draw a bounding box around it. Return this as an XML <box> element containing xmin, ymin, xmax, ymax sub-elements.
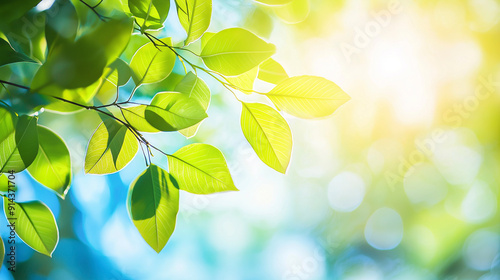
<box><xmin>84</xmin><ymin>119</ymin><xmax>138</xmax><ymax>174</ymax></box>
<box><xmin>145</xmin><ymin>92</ymin><xmax>208</xmax><ymax>131</ymax></box>
<box><xmin>241</xmin><ymin>102</ymin><xmax>292</xmax><ymax>173</ymax></box>
<box><xmin>201</xmin><ymin>28</ymin><xmax>276</xmax><ymax>76</ymax></box>
<box><xmin>258</xmin><ymin>58</ymin><xmax>288</xmax><ymax>84</ymax></box>
<box><xmin>27</xmin><ymin>126</ymin><xmax>71</xmax><ymax>198</ymax></box>
<box><xmin>0</xmin><ymin>110</ymin><xmax>39</xmax><ymax>173</ymax></box>
<box><xmin>129</xmin><ymin>0</ymin><xmax>170</xmax><ymax>31</ymax></box>
<box><xmin>3</xmin><ymin>198</ymin><xmax>59</xmax><ymax>256</ymax></box>
<box><xmin>0</xmin><ymin>38</ymin><xmax>37</xmax><ymax>67</ymax></box>
<box><xmin>0</xmin><ymin>0</ymin><xmax>41</xmax><ymax>24</ymax></box>
<box><xmin>130</xmin><ymin>39</ymin><xmax>176</xmax><ymax>85</ymax></box>
<box><xmin>0</xmin><ymin>0</ymin><xmax>349</xmax><ymax>256</ymax></box>
<box><xmin>128</xmin><ymin>164</ymin><xmax>179</xmax><ymax>252</ymax></box>
<box><xmin>0</xmin><ymin>237</ymin><xmax>3</xmax><ymax>269</ymax></box>
<box><xmin>167</xmin><ymin>144</ymin><xmax>237</xmax><ymax>194</ymax></box>
<box><xmin>265</xmin><ymin>76</ymin><xmax>350</xmax><ymax>119</ymax></box>
<box><xmin>175</xmin><ymin>0</ymin><xmax>212</xmax><ymax>45</ymax></box>
<box><xmin>174</xmin><ymin>72</ymin><xmax>211</xmax><ymax>137</ymax></box>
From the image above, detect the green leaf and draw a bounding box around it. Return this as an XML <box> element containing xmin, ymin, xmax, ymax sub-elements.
<box><xmin>145</xmin><ymin>92</ymin><xmax>208</xmax><ymax>131</ymax></box>
<box><xmin>174</xmin><ymin>72</ymin><xmax>211</xmax><ymax>137</ymax></box>
<box><xmin>127</xmin><ymin>165</ymin><xmax>179</xmax><ymax>253</ymax></box>
<box><xmin>0</xmin><ymin>38</ymin><xmax>36</xmax><ymax>67</ymax></box>
<box><xmin>175</xmin><ymin>0</ymin><xmax>212</xmax><ymax>45</ymax></box>
<box><xmin>200</xmin><ymin>28</ymin><xmax>276</xmax><ymax>76</ymax></box>
<box><xmin>254</xmin><ymin>0</ymin><xmax>293</xmax><ymax>5</ymax></box>
<box><xmin>3</xmin><ymin>198</ymin><xmax>59</xmax><ymax>256</ymax></box>
<box><xmin>105</xmin><ymin>59</ymin><xmax>132</xmax><ymax>87</ymax></box>
<box><xmin>258</xmin><ymin>58</ymin><xmax>288</xmax><ymax>84</ymax></box>
<box><xmin>167</xmin><ymin>143</ymin><xmax>237</xmax><ymax>194</ymax></box>
<box><xmin>0</xmin><ymin>111</ymin><xmax>39</xmax><ymax>173</ymax></box>
<box><xmin>130</xmin><ymin>40</ymin><xmax>176</xmax><ymax>85</ymax></box>
<box><xmin>121</xmin><ymin>105</ymin><xmax>160</xmax><ymax>133</ymax></box>
<box><xmin>200</xmin><ymin>32</ymin><xmax>215</xmax><ymax>49</ymax></box>
<box><xmin>0</xmin><ymin>174</ymin><xmax>7</xmax><ymax>193</ymax></box>
<box><xmin>241</xmin><ymin>102</ymin><xmax>292</xmax><ymax>173</ymax></box>
<box><xmin>0</xmin><ymin>236</ymin><xmax>4</xmax><ymax>269</ymax></box>
<box><xmin>129</xmin><ymin>0</ymin><xmax>170</xmax><ymax>30</ymax></box>
<box><xmin>84</xmin><ymin>119</ymin><xmax>139</xmax><ymax>174</ymax></box>
<box><xmin>244</xmin><ymin>7</ymin><xmax>273</xmax><ymax>38</ymax></box>
<box><xmin>272</xmin><ymin>0</ymin><xmax>310</xmax><ymax>24</ymax></box>
<box><xmin>45</xmin><ymin>0</ymin><xmax>78</xmax><ymax>50</ymax></box>
<box><xmin>0</xmin><ymin>0</ymin><xmax>41</xmax><ymax>24</ymax></box>
<box><xmin>226</xmin><ymin>67</ymin><xmax>259</xmax><ymax>93</ymax></box>
<box><xmin>27</xmin><ymin>126</ymin><xmax>71</xmax><ymax>199</ymax></box>
<box><xmin>40</xmin><ymin>78</ymin><xmax>103</xmax><ymax>113</ymax></box>
<box><xmin>265</xmin><ymin>76</ymin><xmax>350</xmax><ymax>119</ymax></box>
<box><xmin>32</xmin><ymin>15</ymin><xmax>132</xmax><ymax>90</ymax></box>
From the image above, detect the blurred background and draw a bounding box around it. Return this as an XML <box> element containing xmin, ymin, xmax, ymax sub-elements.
<box><xmin>2</xmin><ymin>0</ymin><xmax>500</xmax><ymax>279</ymax></box>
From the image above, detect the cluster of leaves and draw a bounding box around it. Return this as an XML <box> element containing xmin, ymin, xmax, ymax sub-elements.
<box><xmin>0</xmin><ymin>0</ymin><xmax>349</xmax><ymax>258</ymax></box>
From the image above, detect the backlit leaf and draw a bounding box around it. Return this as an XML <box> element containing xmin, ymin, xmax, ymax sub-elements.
<box><xmin>175</xmin><ymin>0</ymin><xmax>212</xmax><ymax>45</ymax></box>
<box><xmin>145</xmin><ymin>92</ymin><xmax>207</xmax><ymax>131</ymax></box>
<box><xmin>3</xmin><ymin>198</ymin><xmax>59</xmax><ymax>256</ymax></box>
<box><xmin>128</xmin><ymin>165</ymin><xmax>179</xmax><ymax>253</ymax></box>
<box><xmin>265</xmin><ymin>76</ymin><xmax>350</xmax><ymax>119</ymax></box>
<box><xmin>241</xmin><ymin>102</ymin><xmax>292</xmax><ymax>173</ymax></box>
<box><xmin>129</xmin><ymin>0</ymin><xmax>170</xmax><ymax>30</ymax></box>
<box><xmin>174</xmin><ymin>72</ymin><xmax>210</xmax><ymax>137</ymax></box>
<box><xmin>130</xmin><ymin>40</ymin><xmax>176</xmax><ymax>85</ymax></box>
<box><xmin>258</xmin><ymin>58</ymin><xmax>288</xmax><ymax>84</ymax></box>
<box><xmin>0</xmin><ymin>110</ymin><xmax>39</xmax><ymax>173</ymax></box>
<box><xmin>167</xmin><ymin>143</ymin><xmax>237</xmax><ymax>194</ymax></box>
<box><xmin>84</xmin><ymin>119</ymin><xmax>138</xmax><ymax>174</ymax></box>
<box><xmin>27</xmin><ymin>126</ymin><xmax>71</xmax><ymax>198</ymax></box>
<box><xmin>201</xmin><ymin>28</ymin><xmax>275</xmax><ymax>76</ymax></box>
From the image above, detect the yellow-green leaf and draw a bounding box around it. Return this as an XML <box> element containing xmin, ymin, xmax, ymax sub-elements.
<box><xmin>145</xmin><ymin>92</ymin><xmax>208</xmax><ymax>131</ymax></box>
<box><xmin>121</xmin><ymin>105</ymin><xmax>160</xmax><ymax>133</ymax></box>
<box><xmin>241</xmin><ymin>102</ymin><xmax>292</xmax><ymax>173</ymax></box>
<box><xmin>254</xmin><ymin>0</ymin><xmax>293</xmax><ymax>5</ymax></box>
<box><xmin>167</xmin><ymin>143</ymin><xmax>237</xmax><ymax>194</ymax></box>
<box><xmin>174</xmin><ymin>72</ymin><xmax>210</xmax><ymax>137</ymax></box>
<box><xmin>272</xmin><ymin>0</ymin><xmax>310</xmax><ymax>24</ymax></box>
<box><xmin>265</xmin><ymin>76</ymin><xmax>350</xmax><ymax>119</ymax></box>
<box><xmin>3</xmin><ymin>199</ymin><xmax>59</xmax><ymax>256</ymax></box>
<box><xmin>129</xmin><ymin>0</ymin><xmax>170</xmax><ymax>30</ymax></box>
<box><xmin>0</xmin><ymin>111</ymin><xmax>39</xmax><ymax>173</ymax></box>
<box><xmin>130</xmin><ymin>39</ymin><xmax>176</xmax><ymax>85</ymax></box>
<box><xmin>200</xmin><ymin>28</ymin><xmax>276</xmax><ymax>76</ymax></box>
<box><xmin>258</xmin><ymin>58</ymin><xmax>288</xmax><ymax>84</ymax></box>
<box><xmin>226</xmin><ymin>67</ymin><xmax>259</xmax><ymax>93</ymax></box>
<box><xmin>175</xmin><ymin>0</ymin><xmax>212</xmax><ymax>45</ymax></box>
<box><xmin>84</xmin><ymin>119</ymin><xmax>138</xmax><ymax>174</ymax></box>
<box><xmin>27</xmin><ymin>126</ymin><xmax>71</xmax><ymax>198</ymax></box>
<box><xmin>128</xmin><ymin>165</ymin><xmax>179</xmax><ymax>253</ymax></box>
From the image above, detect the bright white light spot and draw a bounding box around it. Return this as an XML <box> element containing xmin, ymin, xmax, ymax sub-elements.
<box><xmin>365</xmin><ymin>208</ymin><xmax>403</xmax><ymax>250</ymax></box>
<box><xmin>36</xmin><ymin>0</ymin><xmax>55</xmax><ymax>11</ymax></box>
<box><xmin>464</xmin><ymin>230</ymin><xmax>500</xmax><ymax>271</ymax></box>
<box><xmin>461</xmin><ymin>181</ymin><xmax>497</xmax><ymax>223</ymax></box>
<box><xmin>328</xmin><ymin>172</ymin><xmax>366</xmax><ymax>212</ymax></box>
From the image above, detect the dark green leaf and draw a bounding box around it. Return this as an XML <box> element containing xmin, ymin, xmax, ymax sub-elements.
<box><xmin>0</xmin><ymin>38</ymin><xmax>36</xmax><ymax>67</ymax></box>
